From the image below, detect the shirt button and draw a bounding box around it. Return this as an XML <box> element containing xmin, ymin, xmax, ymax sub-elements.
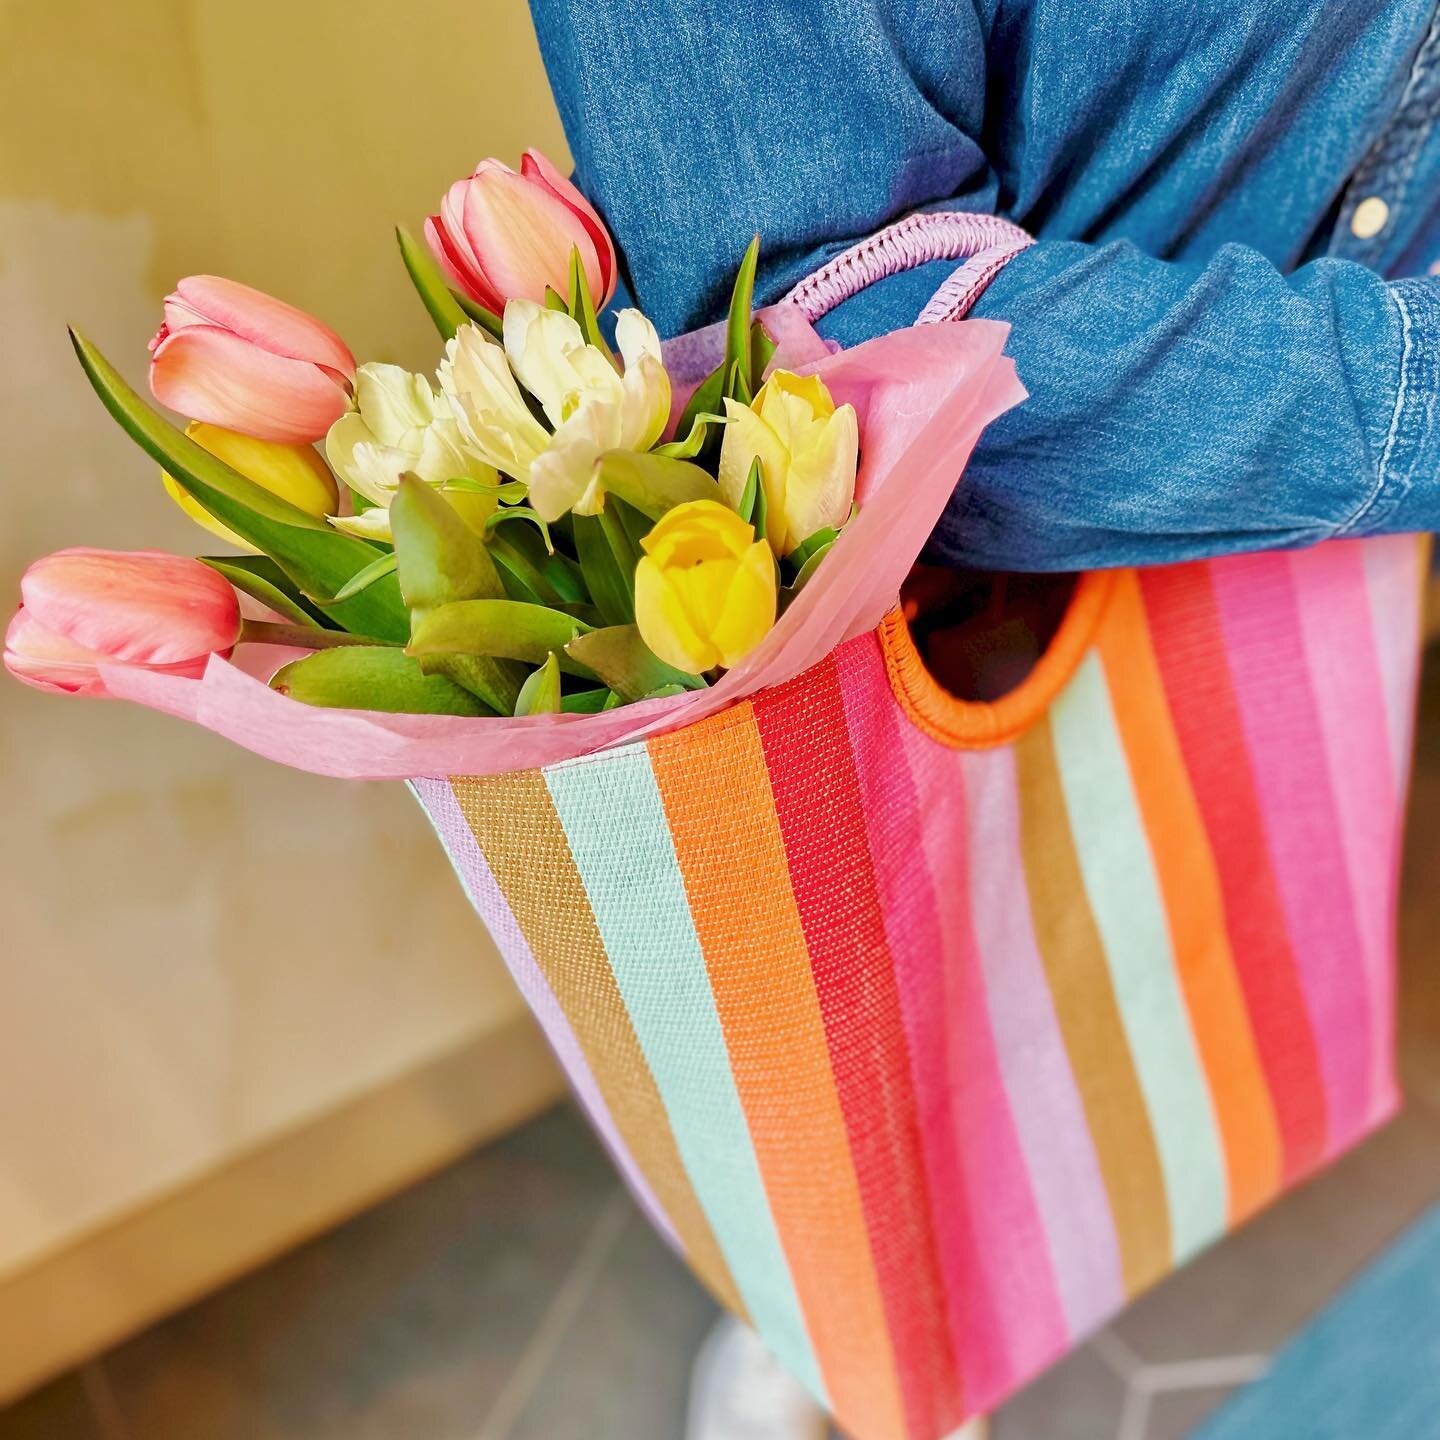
<box><xmin>1351</xmin><ymin>196</ymin><xmax>1390</xmax><ymax>239</ymax></box>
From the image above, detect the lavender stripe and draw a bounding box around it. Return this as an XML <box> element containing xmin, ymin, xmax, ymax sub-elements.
<box><xmin>959</xmin><ymin>745</ymin><xmax>1127</xmax><ymax>1334</ymax></box>
<box><xmin>409</xmin><ymin>778</ymin><xmax>681</xmax><ymax>1249</ymax></box>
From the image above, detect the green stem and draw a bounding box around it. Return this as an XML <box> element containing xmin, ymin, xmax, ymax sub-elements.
<box><xmin>238</xmin><ymin>620</ymin><xmax>401</xmax><ymax>650</ymax></box>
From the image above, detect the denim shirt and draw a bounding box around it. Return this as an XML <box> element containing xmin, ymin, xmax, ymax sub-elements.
<box><xmin>529</xmin><ymin>0</ymin><xmax>1440</xmax><ymax>570</ymax></box>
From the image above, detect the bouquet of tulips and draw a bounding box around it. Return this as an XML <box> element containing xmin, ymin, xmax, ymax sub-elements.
<box><xmin>5</xmin><ymin>151</ymin><xmax>859</xmax><ymax>719</ymax></box>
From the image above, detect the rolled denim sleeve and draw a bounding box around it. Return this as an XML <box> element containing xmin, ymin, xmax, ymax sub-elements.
<box><xmin>528</xmin><ymin>0</ymin><xmax>1437</xmax><ymax>570</ymax></box>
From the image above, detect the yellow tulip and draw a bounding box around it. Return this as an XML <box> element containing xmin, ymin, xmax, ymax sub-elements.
<box><xmin>717</xmin><ymin>370</ymin><xmax>858</xmax><ymax>556</ymax></box>
<box><xmin>634</xmin><ymin>500</ymin><xmax>776</xmax><ymax>674</ymax></box>
<box><xmin>163</xmin><ymin>421</ymin><xmax>339</xmax><ymax>551</ymax></box>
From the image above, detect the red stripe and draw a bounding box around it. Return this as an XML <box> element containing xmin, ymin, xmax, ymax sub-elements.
<box><xmin>754</xmin><ymin>653</ymin><xmax>964</xmax><ymax>1438</ymax></box>
<box><xmin>1139</xmin><ymin>564</ymin><xmax>1328</xmax><ymax>1178</ymax></box>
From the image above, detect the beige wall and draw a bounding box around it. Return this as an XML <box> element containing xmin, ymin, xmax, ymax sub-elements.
<box><xmin>0</xmin><ymin>0</ymin><xmax>567</xmax><ymax>1372</ymax></box>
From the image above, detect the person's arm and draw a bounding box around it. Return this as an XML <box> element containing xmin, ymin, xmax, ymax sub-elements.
<box><xmin>529</xmin><ymin>0</ymin><xmax>1436</xmax><ymax>570</ymax></box>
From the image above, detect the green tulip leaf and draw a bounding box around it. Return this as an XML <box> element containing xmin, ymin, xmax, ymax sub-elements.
<box><xmin>408</xmin><ymin>599</ymin><xmax>593</xmax><ymax>673</ymax></box>
<box><xmin>652</xmin><ymin>411</ymin><xmax>728</xmax><ymax>461</ymax></box>
<box><xmin>565</xmin><ymin>625</ymin><xmax>706</xmax><ymax>702</ymax></box>
<box><xmin>485</xmin><ymin>504</ymin><xmax>554</xmax><ymax>553</ymax></box>
<box><xmin>736</xmin><ymin>457</ymin><xmax>768</xmax><ymax>543</ymax></box>
<box><xmin>560</xmin><ymin>687</ymin><xmax>612</xmax><ymax>714</ymax></box>
<box><xmin>544</xmin><ymin>286</ymin><xmax>570</xmax><ymax>313</ymax></box>
<box><xmin>787</xmin><ymin>536</ymin><xmax>835</xmax><ymax>596</ymax></box>
<box><xmin>396</xmin><ymin>226</ymin><xmax>469</xmax><ymax>342</ymax></box>
<box><xmin>726</xmin><ymin>355</ymin><xmax>753</xmax><ymax>407</ymax></box>
<box><xmin>271</xmin><ymin>646</ymin><xmax>492</xmax><ymax>716</ymax></box>
<box><xmin>573</xmin><ymin>513</ymin><xmax>634</xmax><ymax>626</ymax></box>
<box><xmin>725</xmin><ymin>234</ymin><xmax>760</xmax><ymax>398</ymax></box>
<box><xmin>200</xmin><ymin>555</ymin><xmax>331</xmax><ymax>630</ymax></box>
<box><xmin>593</xmin><ymin>450</ymin><xmax>721</xmax><ymax>520</ymax></box>
<box><xmin>450</xmin><ymin>289</ymin><xmax>504</xmax><ymax>340</ymax></box>
<box><xmin>642</xmin><ymin>683</ymin><xmax>688</xmax><ymax>700</ymax></box>
<box><xmin>787</xmin><ymin>524</ymin><xmax>840</xmax><ymax>572</ymax></box>
<box><xmin>513</xmin><ymin>652</ymin><xmax>563</xmax><ymax>716</ymax></box>
<box><xmin>70</xmin><ymin>329</ymin><xmax>408</xmax><ymax>641</ymax></box>
<box><xmin>329</xmin><ymin>549</ymin><xmax>400</xmax><ymax>603</ymax></box>
<box><xmin>750</xmin><ymin>316</ymin><xmax>778</xmax><ymax>386</ymax></box>
<box><xmin>567</xmin><ymin>246</ymin><xmax>616</xmax><ymax>364</ymax></box>
<box><xmin>444</xmin><ymin>475</ymin><xmax>529</xmax><ymax>504</ymax></box>
<box><xmin>673</xmin><ymin>357</ymin><xmax>728</xmax><ymax>469</ymax></box>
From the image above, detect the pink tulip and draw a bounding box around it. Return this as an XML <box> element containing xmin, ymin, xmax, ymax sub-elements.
<box><xmin>5</xmin><ymin>549</ymin><xmax>241</xmax><ymax>697</ymax></box>
<box><xmin>149</xmin><ymin>276</ymin><xmax>356</xmax><ymax>444</ymax></box>
<box><xmin>425</xmin><ymin>149</ymin><xmax>618</xmax><ymax>314</ymax></box>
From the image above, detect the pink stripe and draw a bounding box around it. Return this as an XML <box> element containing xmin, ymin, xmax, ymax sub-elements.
<box><xmin>1362</xmin><ymin>535</ymin><xmax>1426</xmax><ymax>801</ymax></box>
<box><xmin>411</xmin><ymin>778</ymin><xmax>681</xmax><ymax>1249</ymax></box>
<box><xmin>956</xmin><ymin>743</ymin><xmax>1128</xmax><ymax>1336</ymax></box>
<box><xmin>835</xmin><ymin>641</ymin><xmax>1068</xmax><ymax>1409</ymax></box>
<box><xmin>1209</xmin><ymin>554</ymin><xmax>1373</xmax><ymax>1154</ymax></box>
<box><xmin>1290</xmin><ymin>544</ymin><xmax>1402</xmax><ymax>1120</ymax></box>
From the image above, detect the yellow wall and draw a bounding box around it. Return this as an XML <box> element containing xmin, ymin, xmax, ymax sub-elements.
<box><xmin>0</xmin><ymin>0</ymin><xmax>565</xmax><ymax>1333</ymax></box>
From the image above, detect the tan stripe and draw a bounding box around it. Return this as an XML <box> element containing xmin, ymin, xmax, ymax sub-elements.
<box><xmin>451</xmin><ymin>770</ymin><xmax>744</xmax><ymax>1316</ymax></box>
<box><xmin>1014</xmin><ymin>719</ymin><xmax>1172</xmax><ymax>1294</ymax></box>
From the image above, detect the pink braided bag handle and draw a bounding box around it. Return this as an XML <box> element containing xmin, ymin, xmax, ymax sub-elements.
<box><xmin>781</xmin><ymin>209</ymin><xmax>1034</xmax><ymax>325</ymax></box>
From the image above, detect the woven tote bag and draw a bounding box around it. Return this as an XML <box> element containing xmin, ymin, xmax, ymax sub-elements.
<box><xmin>412</xmin><ymin>221</ymin><xmax>1429</xmax><ymax>1440</ymax></box>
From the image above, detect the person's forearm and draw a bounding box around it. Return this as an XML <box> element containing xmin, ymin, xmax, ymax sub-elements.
<box><xmin>811</xmin><ymin>236</ymin><xmax>1434</xmax><ymax>569</ymax></box>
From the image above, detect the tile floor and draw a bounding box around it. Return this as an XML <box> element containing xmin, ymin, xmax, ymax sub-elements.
<box><xmin>5</xmin><ymin>650</ymin><xmax>1439</xmax><ymax>1440</ymax></box>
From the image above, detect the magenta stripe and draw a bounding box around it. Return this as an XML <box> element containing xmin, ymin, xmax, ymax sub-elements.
<box><xmin>410</xmin><ymin>778</ymin><xmax>681</xmax><ymax>1249</ymax></box>
<box><xmin>835</xmin><ymin>641</ymin><xmax>1068</xmax><ymax>1408</ymax></box>
<box><xmin>1290</xmin><ymin>544</ymin><xmax>1402</xmax><ymax>1121</ymax></box>
<box><xmin>957</xmin><ymin>742</ymin><xmax>1128</xmax><ymax>1336</ymax></box>
<box><xmin>1209</xmin><ymin>554</ymin><xmax>1373</xmax><ymax>1155</ymax></box>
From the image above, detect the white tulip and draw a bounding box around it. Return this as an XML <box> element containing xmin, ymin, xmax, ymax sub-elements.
<box><xmin>325</xmin><ymin>362</ymin><xmax>497</xmax><ymax>540</ymax></box>
<box><xmin>439</xmin><ymin>324</ymin><xmax>551</xmax><ymax>479</ymax></box>
<box><xmin>499</xmin><ymin>300</ymin><xmax>672</xmax><ymax>521</ymax></box>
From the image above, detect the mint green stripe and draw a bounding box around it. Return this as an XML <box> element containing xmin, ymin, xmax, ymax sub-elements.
<box><xmin>1051</xmin><ymin>654</ymin><xmax>1227</xmax><ymax>1261</ymax></box>
<box><xmin>544</xmin><ymin>745</ymin><xmax>825</xmax><ymax>1403</ymax></box>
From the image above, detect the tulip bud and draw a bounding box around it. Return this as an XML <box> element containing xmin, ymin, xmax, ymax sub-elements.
<box><xmin>718</xmin><ymin>371</ymin><xmax>859</xmax><ymax>557</ymax></box>
<box><xmin>149</xmin><ymin>276</ymin><xmax>356</xmax><ymax>444</ymax></box>
<box><xmin>163</xmin><ymin>422</ymin><xmax>340</xmax><ymax>550</ymax></box>
<box><xmin>633</xmin><ymin>500</ymin><xmax>776</xmax><ymax>674</ymax></box>
<box><xmin>425</xmin><ymin>149</ymin><xmax>617</xmax><ymax>313</ymax></box>
<box><xmin>5</xmin><ymin>549</ymin><xmax>241</xmax><ymax>696</ymax></box>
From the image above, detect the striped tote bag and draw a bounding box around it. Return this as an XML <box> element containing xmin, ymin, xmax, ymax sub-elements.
<box><xmin>412</xmin><ymin>220</ymin><xmax>1429</xmax><ymax>1440</ymax></box>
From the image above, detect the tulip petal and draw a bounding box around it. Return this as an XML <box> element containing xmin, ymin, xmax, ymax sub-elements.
<box><xmin>4</xmin><ymin>607</ymin><xmax>111</xmax><ymax>694</ymax></box>
<box><xmin>783</xmin><ymin>402</ymin><xmax>859</xmax><ymax>546</ymax></box>
<box><xmin>439</xmin><ymin>327</ymin><xmax>551</xmax><ymax>477</ymax></box>
<box><xmin>20</xmin><ymin>549</ymin><xmax>240</xmax><ymax>668</ymax></box>
<box><xmin>633</xmin><ymin>558</ymin><xmax>719</xmax><ymax>673</ymax></box>
<box><xmin>463</xmin><ymin>168</ymin><xmax>599</xmax><ymax>307</ymax></box>
<box><xmin>521</xmin><ymin>149</ymin><xmax>618</xmax><ymax>305</ymax></box>
<box><xmin>712</xmin><ymin>539</ymin><xmax>778</xmax><ymax>667</ymax></box>
<box><xmin>170</xmin><ymin>275</ymin><xmax>355</xmax><ymax>378</ymax></box>
<box><xmin>718</xmin><ymin>398</ymin><xmax>791</xmax><ymax>549</ymax></box>
<box><xmin>330</xmin><ymin>508</ymin><xmax>396</xmax><ymax>542</ymax></box>
<box><xmin>151</xmin><ymin>326</ymin><xmax>350</xmax><ymax>443</ymax></box>
<box><xmin>184</xmin><ymin>421</ymin><xmax>338</xmax><ymax>518</ymax></box>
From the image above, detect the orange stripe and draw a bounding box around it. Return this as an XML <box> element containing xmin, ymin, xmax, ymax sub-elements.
<box><xmin>648</xmin><ymin>706</ymin><xmax>910</xmax><ymax>1440</ymax></box>
<box><xmin>1014</xmin><ymin>718</ymin><xmax>1173</xmax><ymax>1295</ymax></box>
<box><xmin>1096</xmin><ymin>572</ymin><xmax>1282</xmax><ymax>1222</ymax></box>
<box><xmin>451</xmin><ymin>771</ymin><xmax>744</xmax><ymax>1317</ymax></box>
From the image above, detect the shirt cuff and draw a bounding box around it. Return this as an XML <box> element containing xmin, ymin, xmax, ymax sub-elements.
<box><xmin>1342</xmin><ymin>277</ymin><xmax>1440</xmax><ymax>536</ymax></box>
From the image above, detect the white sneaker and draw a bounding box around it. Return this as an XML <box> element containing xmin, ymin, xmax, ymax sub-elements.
<box><xmin>686</xmin><ymin>1316</ymin><xmax>830</xmax><ymax>1440</ymax></box>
